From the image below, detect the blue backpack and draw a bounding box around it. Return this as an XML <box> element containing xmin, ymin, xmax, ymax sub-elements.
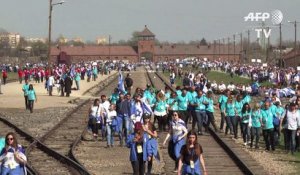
<box><xmin>273</xmin><ymin>115</ymin><xmax>280</xmax><ymax>126</ymax></box>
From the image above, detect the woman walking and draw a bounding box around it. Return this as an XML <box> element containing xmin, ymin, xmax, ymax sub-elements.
<box><xmin>241</xmin><ymin>103</ymin><xmax>251</xmax><ymax>146</ymax></box>
<box><xmin>27</xmin><ymin>84</ymin><xmax>37</xmax><ymax>113</ymax></box>
<box><xmin>142</xmin><ymin>113</ymin><xmax>158</xmax><ymax>175</ymax></box>
<box><xmin>178</xmin><ymin>130</ymin><xmax>207</xmax><ymax>175</ymax></box>
<box><xmin>88</xmin><ymin>99</ymin><xmax>103</xmax><ymax>139</ymax></box>
<box><xmin>153</xmin><ymin>91</ymin><xmax>168</xmax><ymax>131</ymax></box>
<box><xmin>127</xmin><ymin>122</ymin><xmax>149</xmax><ymax>175</ymax></box>
<box><xmin>250</xmin><ymin>103</ymin><xmax>262</xmax><ymax>149</ymax></box>
<box><xmin>0</xmin><ymin>132</ymin><xmax>27</xmax><ymax>175</ymax></box>
<box><xmin>163</xmin><ymin>111</ymin><xmax>188</xmax><ymax>173</ymax></box>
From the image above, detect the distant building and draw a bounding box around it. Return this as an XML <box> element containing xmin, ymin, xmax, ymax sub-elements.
<box><xmin>0</xmin><ymin>32</ymin><xmax>20</xmax><ymax>48</ymax></box>
<box><xmin>283</xmin><ymin>49</ymin><xmax>300</xmax><ymax>67</ymax></box>
<box><xmin>26</xmin><ymin>37</ymin><xmax>47</xmax><ymax>43</ymax></box>
<box><xmin>72</xmin><ymin>37</ymin><xmax>84</xmax><ymax>43</ymax></box>
<box><xmin>96</xmin><ymin>37</ymin><xmax>107</xmax><ymax>45</ymax></box>
<box><xmin>51</xmin><ymin>26</ymin><xmax>242</xmax><ymax>64</ymax></box>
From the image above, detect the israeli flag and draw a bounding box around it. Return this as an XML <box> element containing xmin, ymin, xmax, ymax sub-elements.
<box><xmin>118</xmin><ymin>70</ymin><xmax>125</xmax><ymax>93</ymax></box>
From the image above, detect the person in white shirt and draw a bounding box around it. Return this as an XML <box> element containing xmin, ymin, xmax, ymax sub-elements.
<box><xmin>282</xmin><ymin>103</ymin><xmax>300</xmax><ymax>154</ymax></box>
<box><xmin>47</xmin><ymin>75</ymin><xmax>55</xmax><ymax>96</ymax></box>
<box><xmin>246</xmin><ymin>84</ymin><xmax>252</xmax><ymax>94</ymax></box>
<box><xmin>218</xmin><ymin>82</ymin><xmax>226</xmax><ymax>93</ymax></box>
<box><xmin>106</xmin><ymin>104</ymin><xmax>117</xmax><ymax>148</ymax></box>
<box><xmin>100</xmin><ymin>95</ymin><xmax>111</xmax><ymax>140</ymax></box>
<box><xmin>227</xmin><ymin>82</ymin><xmax>236</xmax><ymax>92</ymax></box>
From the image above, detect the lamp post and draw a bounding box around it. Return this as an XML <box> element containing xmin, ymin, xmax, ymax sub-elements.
<box><xmin>288</xmin><ymin>20</ymin><xmax>300</xmax><ymax>67</ymax></box>
<box><xmin>48</xmin><ymin>0</ymin><xmax>65</xmax><ymax>66</ymax></box>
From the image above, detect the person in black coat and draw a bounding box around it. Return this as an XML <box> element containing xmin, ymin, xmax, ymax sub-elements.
<box><xmin>64</xmin><ymin>74</ymin><xmax>72</xmax><ymax>97</ymax></box>
<box><xmin>59</xmin><ymin>77</ymin><xmax>65</xmax><ymax>97</ymax></box>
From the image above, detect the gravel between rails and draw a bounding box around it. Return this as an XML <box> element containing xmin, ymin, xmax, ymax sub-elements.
<box><xmin>0</xmin><ymin>105</ymin><xmax>76</xmax><ymax>138</ymax></box>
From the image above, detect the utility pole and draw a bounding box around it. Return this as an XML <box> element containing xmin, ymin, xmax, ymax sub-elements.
<box><xmin>108</xmin><ymin>35</ymin><xmax>111</xmax><ymax>60</ymax></box>
<box><xmin>213</xmin><ymin>40</ymin><xmax>216</xmax><ymax>60</ymax></box>
<box><xmin>240</xmin><ymin>32</ymin><xmax>243</xmax><ymax>63</ymax></box>
<box><xmin>266</xmin><ymin>27</ymin><xmax>270</xmax><ymax>63</ymax></box>
<box><xmin>279</xmin><ymin>23</ymin><xmax>282</xmax><ymax>67</ymax></box>
<box><xmin>247</xmin><ymin>30</ymin><xmax>250</xmax><ymax>63</ymax></box>
<box><xmin>218</xmin><ymin>39</ymin><xmax>221</xmax><ymax>60</ymax></box>
<box><xmin>227</xmin><ymin>37</ymin><xmax>230</xmax><ymax>61</ymax></box>
<box><xmin>48</xmin><ymin>0</ymin><xmax>53</xmax><ymax>66</ymax></box>
<box><xmin>233</xmin><ymin>34</ymin><xmax>236</xmax><ymax>61</ymax></box>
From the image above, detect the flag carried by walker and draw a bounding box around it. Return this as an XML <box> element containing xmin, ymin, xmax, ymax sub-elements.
<box><xmin>118</xmin><ymin>70</ymin><xmax>125</xmax><ymax>94</ymax></box>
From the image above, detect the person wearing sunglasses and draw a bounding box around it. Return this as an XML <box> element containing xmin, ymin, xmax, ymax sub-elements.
<box><xmin>163</xmin><ymin>111</ymin><xmax>188</xmax><ymax>173</ymax></box>
<box><xmin>178</xmin><ymin>130</ymin><xmax>207</xmax><ymax>175</ymax></box>
<box><xmin>0</xmin><ymin>132</ymin><xmax>27</xmax><ymax>175</ymax></box>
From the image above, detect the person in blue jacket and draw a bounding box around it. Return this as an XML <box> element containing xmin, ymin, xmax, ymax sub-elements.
<box><xmin>142</xmin><ymin>113</ymin><xmax>159</xmax><ymax>175</ymax></box>
<box><xmin>127</xmin><ymin>122</ymin><xmax>149</xmax><ymax>175</ymax></box>
<box><xmin>178</xmin><ymin>130</ymin><xmax>207</xmax><ymax>175</ymax></box>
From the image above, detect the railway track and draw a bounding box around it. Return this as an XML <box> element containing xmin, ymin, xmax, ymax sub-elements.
<box><xmin>72</xmin><ymin>69</ymin><xmax>164</xmax><ymax>175</ymax></box>
<box><xmin>145</xmin><ymin>65</ymin><xmax>263</xmax><ymax>175</ymax></box>
<box><xmin>24</xmin><ymin>74</ymin><xmax>118</xmax><ymax>175</ymax></box>
<box><xmin>0</xmin><ymin>115</ymin><xmax>82</xmax><ymax>175</ymax></box>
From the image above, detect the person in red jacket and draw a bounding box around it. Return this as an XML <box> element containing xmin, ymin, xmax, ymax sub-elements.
<box><xmin>18</xmin><ymin>69</ymin><xmax>23</xmax><ymax>84</ymax></box>
<box><xmin>2</xmin><ymin>70</ymin><xmax>7</xmax><ymax>85</ymax></box>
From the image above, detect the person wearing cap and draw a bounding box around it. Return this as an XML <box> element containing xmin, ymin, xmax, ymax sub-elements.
<box><xmin>163</xmin><ymin>111</ymin><xmax>188</xmax><ymax>173</ymax></box>
<box><xmin>126</xmin><ymin>122</ymin><xmax>149</xmax><ymax>175</ymax></box>
<box><xmin>142</xmin><ymin>113</ymin><xmax>158</xmax><ymax>175</ymax></box>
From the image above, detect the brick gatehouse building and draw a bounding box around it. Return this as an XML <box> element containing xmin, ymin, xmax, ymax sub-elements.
<box><xmin>50</xmin><ymin>26</ymin><xmax>242</xmax><ymax>64</ymax></box>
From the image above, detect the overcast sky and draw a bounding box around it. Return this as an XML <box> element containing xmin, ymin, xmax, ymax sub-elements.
<box><xmin>0</xmin><ymin>0</ymin><xmax>299</xmax><ymax>44</ymax></box>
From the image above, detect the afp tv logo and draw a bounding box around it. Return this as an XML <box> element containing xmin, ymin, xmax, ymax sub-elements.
<box><xmin>244</xmin><ymin>10</ymin><xmax>283</xmax><ymax>38</ymax></box>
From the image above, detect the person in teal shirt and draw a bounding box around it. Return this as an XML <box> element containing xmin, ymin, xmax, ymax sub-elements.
<box><xmin>224</xmin><ymin>97</ymin><xmax>236</xmax><ymax>138</ymax></box>
<box><xmin>27</xmin><ymin>84</ymin><xmax>37</xmax><ymax>113</ymax></box>
<box><xmin>167</xmin><ymin>92</ymin><xmax>179</xmax><ymax>125</ymax></box>
<box><xmin>204</xmin><ymin>91</ymin><xmax>218</xmax><ymax>132</ymax></box>
<box><xmin>235</xmin><ymin>95</ymin><xmax>244</xmax><ymax>138</ymax></box>
<box><xmin>75</xmin><ymin>71</ymin><xmax>81</xmax><ymax>90</ymax></box>
<box><xmin>165</xmin><ymin>87</ymin><xmax>171</xmax><ymax>100</ymax></box>
<box><xmin>218</xmin><ymin>90</ymin><xmax>230</xmax><ymax>132</ymax></box>
<box><xmin>274</xmin><ymin>101</ymin><xmax>284</xmax><ymax>145</ymax></box>
<box><xmin>250</xmin><ymin>103</ymin><xmax>262</xmax><ymax>149</ymax></box>
<box><xmin>109</xmin><ymin>88</ymin><xmax>119</xmax><ymax>104</ymax></box>
<box><xmin>187</xmin><ymin>86</ymin><xmax>197</xmax><ymax>130</ymax></box>
<box><xmin>242</xmin><ymin>92</ymin><xmax>251</xmax><ymax>104</ymax></box>
<box><xmin>177</xmin><ymin>89</ymin><xmax>189</xmax><ymax>123</ymax></box>
<box><xmin>241</xmin><ymin>103</ymin><xmax>251</xmax><ymax>145</ymax></box>
<box><xmin>22</xmin><ymin>80</ymin><xmax>30</xmax><ymax>110</ymax></box>
<box><xmin>92</xmin><ymin>66</ymin><xmax>98</xmax><ymax>81</ymax></box>
<box><xmin>154</xmin><ymin>91</ymin><xmax>168</xmax><ymax>131</ymax></box>
<box><xmin>261</xmin><ymin>102</ymin><xmax>275</xmax><ymax>151</ymax></box>
<box><xmin>193</xmin><ymin>90</ymin><xmax>206</xmax><ymax>135</ymax></box>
